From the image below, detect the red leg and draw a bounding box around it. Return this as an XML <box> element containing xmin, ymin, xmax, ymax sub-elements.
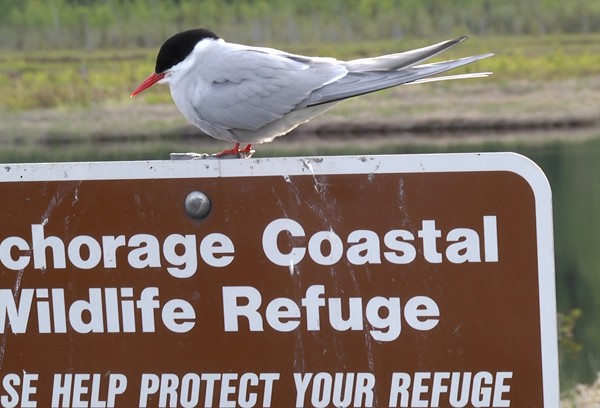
<box><xmin>242</xmin><ymin>144</ymin><xmax>252</xmax><ymax>154</ymax></box>
<box><xmin>215</xmin><ymin>143</ymin><xmax>240</xmax><ymax>157</ymax></box>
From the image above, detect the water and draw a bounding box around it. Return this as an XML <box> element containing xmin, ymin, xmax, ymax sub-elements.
<box><xmin>527</xmin><ymin>136</ymin><xmax>600</xmax><ymax>389</ymax></box>
<box><xmin>291</xmin><ymin>131</ymin><xmax>600</xmax><ymax>390</ymax></box>
<box><xmin>415</xmin><ymin>134</ymin><xmax>600</xmax><ymax>390</ymax></box>
<box><xmin>3</xmin><ymin>128</ymin><xmax>599</xmax><ymax>391</ymax></box>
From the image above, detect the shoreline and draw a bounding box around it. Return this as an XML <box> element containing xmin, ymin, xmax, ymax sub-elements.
<box><xmin>0</xmin><ymin>76</ymin><xmax>598</xmax><ymax>157</ymax></box>
<box><xmin>4</xmin><ymin>109</ymin><xmax>598</xmax><ymax>149</ymax></box>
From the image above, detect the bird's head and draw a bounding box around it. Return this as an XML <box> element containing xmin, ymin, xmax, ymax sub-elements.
<box><xmin>131</xmin><ymin>28</ymin><xmax>219</xmax><ymax>97</ymax></box>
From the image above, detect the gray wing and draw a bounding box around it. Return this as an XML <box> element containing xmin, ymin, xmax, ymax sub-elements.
<box><xmin>346</xmin><ymin>36</ymin><xmax>468</xmax><ymax>72</ymax></box>
<box><xmin>304</xmin><ymin>53</ymin><xmax>494</xmax><ymax>107</ymax></box>
<box><xmin>194</xmin><ymin>47</ymin><xmax>347</xmax><ymax>131</ymax></box>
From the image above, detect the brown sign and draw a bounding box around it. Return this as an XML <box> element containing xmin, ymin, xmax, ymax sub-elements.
<box><xmin>0</xmin><ymin>154</ymin><xmax>557</xmax><ymax>407</ymax></box>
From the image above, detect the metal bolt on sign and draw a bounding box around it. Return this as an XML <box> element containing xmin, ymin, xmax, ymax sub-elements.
<box><xmin>184</xmin><ymin>191</ymin><xmax>211</xmax><ymax>218</ymax></box>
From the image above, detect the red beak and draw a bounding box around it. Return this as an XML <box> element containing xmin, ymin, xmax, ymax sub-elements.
<box><xmin>130</xmin><ymin>72</ymin><xmax>165</xmax><ymax>97</ymax></box>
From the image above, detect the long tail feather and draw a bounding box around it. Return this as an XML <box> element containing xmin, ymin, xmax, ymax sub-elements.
<box><xmin>408</xmin><ymin>72</ymin><xmax>493</xmax><ymax>85</ymax></box>
<box><xmin>305</xmin><ymin>53</ymin><xmax>494</xmax><ymax>107</ymax></box>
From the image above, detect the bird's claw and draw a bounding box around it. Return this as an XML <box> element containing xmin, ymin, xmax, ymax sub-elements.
<box><xmin>215</xmin><ymin>143</ymin><xmax>253</xmax><ymax>159</ymax></box>
<box><xmin>170</xmin><ymin>143</ymin><xmax>254</xmax><ymax>160</ymax></box>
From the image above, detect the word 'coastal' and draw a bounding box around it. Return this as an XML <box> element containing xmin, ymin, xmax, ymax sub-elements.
<box><xmin>0</xmin><ymin>216</ymin><xmax>498</xmax><ymax>275</ymax></box>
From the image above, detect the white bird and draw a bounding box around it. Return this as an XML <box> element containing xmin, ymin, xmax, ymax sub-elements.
<box><xmin>131</xmin><ymin>28</ymin><xmax>493</xmax><ymax>156</ymax></box>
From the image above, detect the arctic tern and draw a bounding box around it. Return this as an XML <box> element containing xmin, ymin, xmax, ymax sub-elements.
<box><xmin>131</xmin><ymin>28</ymin><xmax>493</xmax><ymax>156</ymax></box>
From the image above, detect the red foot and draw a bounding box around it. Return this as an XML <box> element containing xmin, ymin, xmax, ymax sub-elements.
<box><xmin>215</xmin><ymin>143</ymin><xmax>253</xmax><ymax>158</ymax></box>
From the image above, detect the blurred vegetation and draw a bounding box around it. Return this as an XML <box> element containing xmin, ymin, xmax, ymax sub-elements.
<box><xmin>559</xmin><ymin>308</ymin><xmax>583</xmax><ymax>356</ymax></box>
<box><xmin>1</xmin><ymin>0</ymin><xmax>599</xmax><ymax>111</ymax></box>
<box><xmin>1</xmin><ymin>34</ymin><xmax>599</xmax><ymax>111</ymax></box>
<box><xmin>1</xmin><ymin>0</ymin><xmax>599</xmax><ymax>50</ymax></box>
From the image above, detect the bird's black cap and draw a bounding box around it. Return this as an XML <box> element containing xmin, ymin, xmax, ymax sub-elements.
<box><xmin>155</xmin><ymin>28</ymin><xmax>219</xmax><ymax>73</ymax></box>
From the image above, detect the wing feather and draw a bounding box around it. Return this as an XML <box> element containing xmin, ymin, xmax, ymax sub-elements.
<box><xmin>193</xmin><ymin>47</ymin><xmax>347</xmax><ymax>131</ymax></box>
<box><xmin>345</xmin><ymin>36</ymin><xmax>468</xmax><ymax>72</ymax></box>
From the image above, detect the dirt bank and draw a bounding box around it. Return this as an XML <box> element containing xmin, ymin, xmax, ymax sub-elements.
<box><xmin>0</xmin><ymin>76</ymin><xmax>598</xmax><ymax>155</ymax></box>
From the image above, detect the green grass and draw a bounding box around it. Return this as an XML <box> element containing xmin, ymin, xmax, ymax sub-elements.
<box><xmin>0</xmin><ymin>33</ymin><xmax>599</xmax><ymax>111</ymax></box>
<box><xmin>0</xmin><ymin>49</ymin><xmax>165</xmax><ymax>110</ymax></box>
<box><xmin>0</xmin><ymin>33</ymin><xmax>598</xmax><ymax>163</ymax></box>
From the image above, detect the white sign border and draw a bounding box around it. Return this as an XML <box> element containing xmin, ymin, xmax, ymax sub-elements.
<box><xmin>0</xmin><ymin>152</ymin><xmax>559</xmax><ymax>406</ymax></box>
